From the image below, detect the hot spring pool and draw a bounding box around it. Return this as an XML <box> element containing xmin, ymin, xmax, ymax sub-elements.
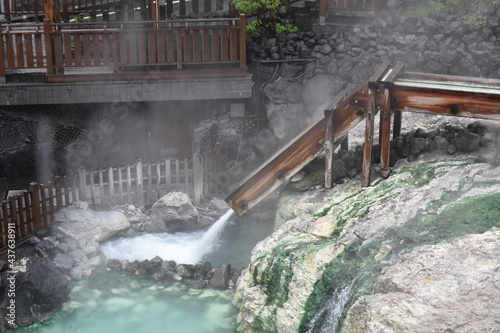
<box><xmin>8</xmin><ymin>211</ymin><xmax>275</xmax><ymax>333</ymax></box>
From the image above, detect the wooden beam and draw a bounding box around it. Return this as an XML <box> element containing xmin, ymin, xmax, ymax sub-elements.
<box><xmin>324</xmin><ymin>89</ymin><xmax>347</xmax><ymax>189</ymax></box>
<box><xmin>361</xmin><ymin>85</ymin><xmax>376</xmax><ymax>187</ymax></box>
<box><xmin>379</xmin><ymin>86</ymin><xmax>392</xmax><ymax>177</ymax></box>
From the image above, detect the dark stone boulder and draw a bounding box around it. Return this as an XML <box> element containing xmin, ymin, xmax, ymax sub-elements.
<box><xmin>210</xmin><ymin>264</ymin><xmax>231</xmax><ymax>289</ymax></box>
<box><xmin>0</xmin><ymin>246</ymin><xmax>73</xmax><ymax>327</ymax></box>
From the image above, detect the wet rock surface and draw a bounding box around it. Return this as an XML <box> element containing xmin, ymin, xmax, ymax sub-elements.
<box><xmin>343</xmin><ymin>231</ymin><xmax>500</xmax><ymax>333</ymax></box>
<box><xmin>0</xmin><ymin>246</ymin><xmax>73</xmax><ymax>328</ymax></box>
<box><xmin>233</xmin><ymin>121</ymin><xmax>500</xmax><ymax>332</ymax></box>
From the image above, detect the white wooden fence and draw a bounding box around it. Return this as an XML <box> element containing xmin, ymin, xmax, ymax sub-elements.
<box><xmin>77</xmin><ymin>155</ymin><xmax>205</xmax><ymax>207</ymax></box>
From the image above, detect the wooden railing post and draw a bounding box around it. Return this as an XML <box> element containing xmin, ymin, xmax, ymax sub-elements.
<box><xmin>44</xmin><ymin>19</ymin><xmax>54</xmax><ymax>76</ymax></box>
<box><xmin>78</xmin><ymin>166</ymin><xmax>87</xmax><ymax>202</ymax></box>
<box><xmin>193</xmin><ymin>154</ymin><xmax>203</xmax><ymax>205</ymax></box>
<box><xmin>136</xmin><ymin>159</ymin><xmax>144</xmax><ymax>208</ymax></box>
<box><xmin>29</xmin><ymin>183</ymin><xmax>43</xmax><ymax>232</ymax></box>
<box><xmin>4</xmin><ymin>0</ymin><xmax>11</xmax><ymax>23</ymax></box>
<box><xmin>55</xmin><ymin>176</ymin><xmax>63</xmax><ymax>209</ymax></box>
<box><xmin>0</xmin><ymin>23</ymin><xmax>5</xmax><ymax>80</ymax></box>
<box><xmin>239</xmin><ymin>14</ymin><xmax>246</xmax><ymax>70</ymax></box>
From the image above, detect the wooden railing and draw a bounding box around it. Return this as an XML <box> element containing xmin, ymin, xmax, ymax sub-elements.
<box><xmin>0</xmin><ymin>155</ymin><xmax>212</xmax><ymax>250</ymax></box>
<box><xmin>0</xmin><ymin>0</ymin><xmax>232</xmax><ymax>22</ymax></box>
<box><xmin>0</xmin><ymin>15</ymin><xmax>246</xmax><ymax>81</ymax></box>
<box><xmin>320</xmin><ymin>0</ymin><xmax>383</xmax><ymax>19</ymax></box>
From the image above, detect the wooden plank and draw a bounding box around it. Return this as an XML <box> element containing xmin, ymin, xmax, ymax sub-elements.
<box><xmin>184</xmin><ymin>29</ymin><xmax>192</xmax><ymax>63</ymax></box>
<box><xmin>25</xmin><ymin>34</ymin><xmax>35</xmax><ymax>67</ymax></box>
<box><xmin>118</xmin><ymin>167</ymin><xmax>124</xmax><ymax>203</ymax></box>
<box><xmin>138</xmin><ymin>30</ymin><xmax>147</xmax><ymax>64</ymax></box>
<box><xmin>175</xmin><ymin>159</ymin><xmax>180</xmax><ymax>191</ymax></box>
<box><xmin>6</xmin><ymin>34</ymin><xmax>15</xmax><ymax>68</ymax></box>
<box><xmin>126</xmin><ymin>166</ymin><xmax>132</xmax><ymax>204</ymax></box>
<box><xmin>204</xmin><ymin>0</ymin><xmax>210</xmax><ymax>12</ymax></box>
<box><xmin>184</xmin><ymin>158</ymin><xmax>189</xmax><ymax>194</ymax></box>
<box><xmin>379</xmin><ymin>86</ymin><xmax>392</xmax><ymax>176</ymax></box>
<box><xmin>230</xmin><ymin>24</ymin><xmax>238</xmax><ymax>61</ymax></box>
<box><xmin>29</xmin><ymin>183</ymin><xmax>42</xmax><ymax>232</ymax></box>
<box><xmin>203</xmin><ymin>29</ymin><xmax>211</xmax><ymax>61</ymax></box>
<box><xmin>89</xmin><ymin>171</ymin><xmax>96</xmax><ymax>207</ymax></box>
<box><xmin>108</xmin><ymin>167</ymin><xmax>114</xmax><ymax>202</ymax></box>
<box><xmin>193</xmin><ymin>29</ymin><xmax>200</xmax><ymax>62</ymax></box>
<box><xmin>99</xmin><ymin>170</ymin><xmax>105</xmax><ymax>204</ymax></box>
<box><xmin>73</xmin><ymin>33</ymin><xmax>82</xmax><ymax>66</ymax></box>
<box><xmin>192</xmin><ymin>0</ymin><xmax>198</xmax><ymax>13</ymax></box>
<box><xmin>193</xmin><ymin>154</ymin><xmax>202</xmax><ymax>205</ymax></box>
<box><xmin>392</xmin><ymin>84</ymin><xmax>500</xmax><ymax>120</ymax></box>
<box><xmin>93</xmin><ymin>32</ymin><xmax>101</xmax><ymax>65</ymax></box>
<box><xmin>136</xmin><ymin>159</ymin><xmax>144</xmax><ymax>208</ymax></box>
<box><xmin>156</xmin><ymin>30</ymin><xmax>166</xmax><ymax>63</ymax></box>
<box><xmin>16</xmin><ymin>194</ymin><xmax>26</xmax><ymax>234</ymax></box>
<box><xmin>176</xmin><ymin>30</ymin><xmax>183</xmax><ymax>69</ymax></box>
<box><xmin>165</xmin><ymin>159</ymin><xmax>172</xmax><ymax>192</ymax></box>
<box><xmin>102</xmin><ymin>32</ymin><xmax>111</xmax><ymax>66</ymax></box>
<box><xmin>166</xmin><ymin>29</ymin><xmax>175</xmax><ymax>63</ymax></box>
<box><xmin>78</xmin><ymin>167</ymin><xmax>87</xmax><ymax>201</ymax></box>
<box><xmin>213</xmin><ymin>29</ymin><xmax>220</xmax><ymax>61</ymax></box>
<box><xmin>156</xmin><ymin>163</ymin><xmax>161</xmax><ymax>200</ymax></box>
<box><xmin>53</xmin><ymin>34</ymin><xmax>64</xmax><ymax>69</ymax></box>
<box><xmin>55</xmin><ymin>176</ymin><xmax>63</xmax><ymax>209</ymax></box>
<box><xmin>63</xmin><ymin>32</ymin><xmax>72</xmax><ymax>66</ymax></box>
<box><xmin>361</xmin><ymin>86</ymin><xmax>376</xmax><ymax>187</ymax></box>
<box><xmin>324</xmin><ymin>109</ymin><xmax>335</xmax><ymax>189</ymax></box>
<box><xmin>8</xmin><ymin>196</ymin><xmax>20</xmax><ymax>240</ymax></box>
<box><xmin>0</xmin><ymin>31</ymin><xmax>4</xmax><ymax>77</ymax></box>
<box><xmin>63</xmin><ymin>176</ymin><xmax>70</xmax><ymax>206</ymax></box>
<box><xmin>35</xmin><ymin>33</ymin><xmax>44</xmax><ymax>68</ymax></box>
<box><xmin>83</xmin><ymin>33</ymin><xmax>92</xmax><ymax>66</ymax></box>
<box><xmin>148</xmin><ymin>30</ymin><xmax>157</xmax><ymax>64</ymax></box>
<box><xmin>24</xmin><ymin>191</ymin><xmax>33</xmax><ymax>234</ymax></box>
<box><xmin>147</xmin><ymin>163</ymin><xmax>152</xmax><ymax>204</ymax></box>
<box><xmin>120</xmin><ymin>30</ymin><xmax>128</xmax><ymax>65</ymax></box>
<box><xmin>221</xmin><ymin>29</ymin><xmax>228</xmax><ymax>61</ymax></box>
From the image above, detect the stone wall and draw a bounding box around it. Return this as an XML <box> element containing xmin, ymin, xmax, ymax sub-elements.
<box><xmin>247</xmin><ymin>6</ymin><xmax>499</xmax><ymax>144</ymax></box>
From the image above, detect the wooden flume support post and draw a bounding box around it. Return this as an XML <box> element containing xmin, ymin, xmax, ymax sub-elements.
<box><xmin>324</xmin><ymin>90</ymin><xmax>347</xmax><ymax>189</ymax></box>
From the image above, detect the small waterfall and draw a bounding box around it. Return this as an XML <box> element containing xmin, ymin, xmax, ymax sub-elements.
<box><xmin>306</xmin><ymin>276</ymin><xmax>359</xmax><ymax>333</ymax></box>
<box><xmin>100</xmin><ymin>209</ymin><xmax>235</xmax><ymax>264</ymax></box>
<box><xmin>193</xmin><ymin>209</ymin><xmax>235</xmax><ymax>262</ymax></box>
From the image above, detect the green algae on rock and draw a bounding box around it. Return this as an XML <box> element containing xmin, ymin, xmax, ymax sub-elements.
<box><xmin>233</xmin><ymin>157</ymin><xmax>500</xmax><ymax>333</ymax></box>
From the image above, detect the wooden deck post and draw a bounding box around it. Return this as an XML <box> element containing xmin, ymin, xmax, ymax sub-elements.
<box><xmin>361</xmin><ymin>84</ymin><xmax>376</xmax><ymax>187</ymax></box>
<box><xmin>29</xmin><ymin>183</ymin><xmax>43</xmax><ymax>232</ymax></box>
<box><xmin>379</xmin><ymin>86</ymin><xmax>392</xmax><ymax>177</ymax></box>
<box><xmin>54</xmin><ymin>176</ymin><xmax>63</xmax><ymax>209</ymax></box>
<box><xmin>324</xmin><ymin>109</ymin><xmax>335</xmax><ymax>189</ymax></box>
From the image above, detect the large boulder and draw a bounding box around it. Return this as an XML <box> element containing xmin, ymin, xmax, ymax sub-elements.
<box><xmin>267</xmin><ymin>103</ymin><xmax>308</xmax><ymax>141</ymax></box>
<box><xmin>0</xmin><ymin>246</ymin><xmax>73</xmax><ymax>327</ymax></box>
<box><xmin>148</xmin><ymin>192</ymin><xmax>200</xmax><ymax>232</ymax></box>
<box><xmin>342</xmin><ymin>231</ymin><xmax>500</xmax><ymax>333</ymax></box>
<box><xmin>52</xmin><ymin>204</ymin><xmax>130</xmax><ymax>245</ymax></box>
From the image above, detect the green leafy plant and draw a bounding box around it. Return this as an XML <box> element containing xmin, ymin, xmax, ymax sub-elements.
<box><xmin>232</xmin><ymin>0</ymin><xmax>299</xmax><ymax>36</ymax></box>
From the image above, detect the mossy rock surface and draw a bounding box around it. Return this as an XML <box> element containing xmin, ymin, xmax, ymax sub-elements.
<box><xmin>233</xmin><ymin>157</ymin><xmax>500</xmax><ymax>333</ymax></box>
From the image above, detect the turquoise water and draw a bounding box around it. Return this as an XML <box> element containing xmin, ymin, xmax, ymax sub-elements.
<box><xmin>9</xmin><ymin>212</ymin><xmax>275</xmax><ymax>333</ymax></box>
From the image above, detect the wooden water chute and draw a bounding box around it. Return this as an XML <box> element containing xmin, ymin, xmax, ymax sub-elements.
<box><xmin>225</xmin><ymin>62</ymin><xmax>500</xmax><ymax>216</ymax></box>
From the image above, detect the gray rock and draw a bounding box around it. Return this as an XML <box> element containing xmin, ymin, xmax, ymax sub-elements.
<box><xmin>52</xmin><ymin>253</ymin><xmax>75</xmax><ymax>272</ymax></box>
<box><xmin>210</xmin><ymin>264</ymin><xmax>231</xmax><ymax>289</ymax></box>
<box><xmin>148</xmin><ymin>192</ymin><xmax>200</xmax><ymax>232</ymax></box>
<box><xmin>268</xmin><ymin>103</ymin><xmax>308</xmax><ymax>141</ymax></box>
<box><xmin>343</xmin><ymin>231</ymin><xmax>500</xmax><ymax>333</ymax></box>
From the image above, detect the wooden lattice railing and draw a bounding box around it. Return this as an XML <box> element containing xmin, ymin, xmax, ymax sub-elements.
<box><xmin>0</xmin><ymin>15</ymin><xmax>247</xmax><ymax>81</ymax></box>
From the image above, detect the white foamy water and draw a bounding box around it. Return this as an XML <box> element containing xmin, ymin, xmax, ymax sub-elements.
<box><xmin>100</xmin><ymin>209</ymin><xmax>235</xmax><ymax>264</ymax></box>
